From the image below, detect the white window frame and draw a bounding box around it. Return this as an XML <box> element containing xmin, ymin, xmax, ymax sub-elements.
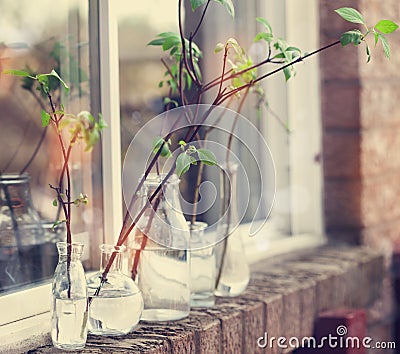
<box><xmin>0</xmin><ymin>0</ymin><xmax>325</xmax><ymax>347</ymax></box>
<box><xmin>241</xmin><ymin>0</ymin><xmax>325</xmax><ymax>261</ymax></box>
<box><xmin>0</xmin><ymin>0</ymin><xmax>121</xmax><ymax>344</ymax></box>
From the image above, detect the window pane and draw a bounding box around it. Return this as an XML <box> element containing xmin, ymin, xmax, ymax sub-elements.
<box><xmin>115</xmin><ymin>0</ymin><xmax>178</xmax><ymax>162</ymax></box>
<box><xmin>0</xmin><ymin>0</ymin><xmax>101</xmax><ymax>294</ymax></box>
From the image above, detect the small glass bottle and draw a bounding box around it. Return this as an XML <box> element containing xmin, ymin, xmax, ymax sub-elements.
<box><xmin>51</xmin><ymin>242</ymin><xmax>88</xmax><ymax>351</ymax></box>
<box><xmin>0</xmin><ymin>173</ymin><xmax>44</xmax><ymax>291</ymax></box>
<box><xmin>87</xmin><ymin>244</ymin><xmax>143</xmax><ymax>336</ymax></box>
<box><xmin>128</xmin><ymin>173</ymin><xmax>191</xmax><ymax>321</ymax></box>
<box><xmin>215</xmin><ymin>163</ymin><xmax>250</xmax><ymax>297</ymax></box>
<box><xmin>189</xmin><ymin>221</ymin><xmax>216</xmax><ymax>307</ymax></box>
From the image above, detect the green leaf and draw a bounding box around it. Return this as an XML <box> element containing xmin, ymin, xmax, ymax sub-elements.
<box><xmin>163</xmin><ymin>97</ymin><xmax>179</xmax><ymax>107</ymax></box>
<box><xmin>340</xmin><ymin>30</ymin><xmax>362</xmax><ymax>46</ymax></box>
<box><xmin>41</xmin><ymin>110</ymin><xmax>51</xmax><ymax>127</ymax></box>
<box><xmin>197</xmin><ymin>149</ymin><xmax>217</xmax><ymax>166</ymax></box>
<box><xmin>366</xmin><ymin>44</ymin><xmax>371</xmax><ymax>63</ymax></box>
<box><xmin>214</xmin><ymin>0</ymin><xmax>234</xmax><ymax>17</ymax></box>
<box><xmin>162</xmin><ymin>36</ymin><xmax>181</xmax><ymax>51</ymax></box>
<box><xmin>272</xmin><ymin>53</ymin><xmax>286</xmax><ymax>59</ymax></box>
<box><xmin>37</xmin><ymin>70</ymin><xmax>69</xmax><ymax>94</ymax></box>
<box><xmin>52</xmin><ymin>199</ymin><xmax>58</xmax><ymax>207</ymax></box>
<box><xmin>52</xmin><ymin>219</ymin><xmax>66</xmax><ymax>230</ymax></box>
<box><xmin>283</xmin><ymin>67</ymin><xmax>292</xmax><ymax>81</ymax></box>
<box><xmin>148</xmin><ymin>38</ymin><xmax>165</xmax><ymax>46</ymax></box>
<box><xmin>374</xmin><ymin>31</ymin><xmax>379</xmax><ymax>46</ymax></box>
<box><xmin>190</xmin><ymin>0</ymin><xmax>208</xmax><ymax>11</ymax></box>
<box><xmin>378</xmin><ymin>33</ymin><xmax>391</xmax><ymax>59</ymax></box>
<box><xmin>2</xmin><ymin>69</ymin><xmax>32</xmax><ymax>77</ymax></box>
<box><xmin>152</xmin><ymin>136</ymin><xmax>172</xmax><ymax>157</ymax></box>
<box><xmin>176</xmin><ymin>152</ymin><xmax>193</xmax><ymax>177</ymax></box>
<box><xmin>256</xmin><ymin>17</ymin><xmax>273</xmax><ymax>34</ymax></box>
<box><xmin>254</xmin><ymin>32</ymin><xmax>273</xmax><ymax>43</ymax></box>
<box><xmin>97</xmin><ymin>113</ymin><xmax>108</xmax><ymax>130</ymax></box>
<box><xmin>375</xmin><ymin>20</ymin><xmax>399</xmax><ymax>34</ymax></box>
<box><xmin>215</xmin><ymin>43</ymin><xmax>225</xmax><ymax>53</ymax></box>
<box><xmin>49</xmin><ymin>69</ymin><xmax>70</xmax><ymax>93</ymax></box>
<box><xmin>286</xmin><ymin>46</ymin><xmax>301</xmax><ymax>53</ymax></box>
<box><xmin>335</xmin><ymin>7</ymin><xmax>366</xmax><ymax>25</ymax></box>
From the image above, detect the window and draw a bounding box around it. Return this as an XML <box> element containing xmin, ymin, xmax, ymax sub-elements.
<box><xmin>0</xmin><ymin>0</ymin><xmax>324</xmax><ymax>341</ymax></box>
<box><xmin>114</xmin><ymin>0</ymin><xmax>324</xmax><ymax>256</ymax></box>
<box><xmin>0</xmin><ymin>0</ymin><xmax>103</xmax><ymax>327</ymax></box>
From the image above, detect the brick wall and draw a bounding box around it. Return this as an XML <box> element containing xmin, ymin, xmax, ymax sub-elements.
<box><xmin>320</xmin><ymin>0</ymin><xmax>400</xmax><ymax>250</ymax></box>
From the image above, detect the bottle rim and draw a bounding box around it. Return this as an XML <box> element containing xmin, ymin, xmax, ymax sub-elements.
<box><xmin>141</xmin><ymin>173</ymin><xmax>180</xmax><ymax>186</ymax></box>
<box><xmin>99</xmin><ymin>244</ymin><xmax>126</xmax><ymax>253</ymax></box>
<box><xmin>0</xmin><ymin>173</ymin><xmax>30</xmax><ymax>184</ymax></box>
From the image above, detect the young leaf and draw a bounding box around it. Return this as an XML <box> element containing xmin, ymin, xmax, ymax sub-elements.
<box><xmin>375</xmin><ymin>20</ymin><xmax>399</xmax><ymax>34</ymax></box>
<box><xmin>176</xmin><ymin>152</ymin><xmax>193</xmax><ymax>177</ymax></box>
<box><xmin>190</xmin><ymin>0</ymin><xmax>207</xmax><ymax>11</ymax></box>
<box><xmin>215</xmin><ymin>43</ymin><xmax>225</xmax><ymax>53</ymax></box>
<box><xmin>283</xmin><ymin>67</ymin><xmax>292</xmax><ymax>81</ymax></box>
<box><xmin>148</xmin><ymin>38</ymin><xmax>165</xmax><ymax>46</ymax></box>
<box><xmin>197</xmin><ymin>149</ymin><xmax>217</xmax><ymax>166</ymax></box>
<box><xmin>152</xmin><ymin>136</ymin><xmax>171</xmax><ymax>157</ymax></box>
<box><xmin>374</xmin><ymin>31</ymin><xmax>379</xmax><ymax>46</ymax></box>
<box><xmin>339</xmin><ymin>30</ymin><xmax>362</xmax><ymax>46</ymax></box>
<box><xmin>162</xmin><ymin>36</ymin><xmax>180</xmax><ymax>51</ymax></box>
<box><xmin>335</xmin><ymin>7</ymin><xmax>366</xmax><ymax>25</ymax></box>
<box><xmin>378</xmin><ymin>33</ymin><xmax>391</xmax><ymax>59</ymax></box>
<box><xmin>52</xmin><ymin>219</ymin><xmax>66</xmax><ymax>230</ymax></box>
<box><xmin>254</xmin><ymin>32</ymin><xmax>273</xmax><ymax>43</ymax></box>
<box><xmin>2</xmin><ymin>69</ymin><xmax>32</xmax><ymax>77</ymax></box>
<box><xmin>256</xmin><ymin>17</ymin><xmax>273</xmax><ymax>34</ymax></box>
<box><xmin>41</xmin><ymin>110</ymin><xmax>51</xmax><ymax>127</ymax></box>
<box><xmin>49</xmin><ymin>69</ymin><xmax>70</xmax><ymax>93</ymax></box>
<box><xmin>366</xmin><ymin>44</ymin><xmax>371</xmax><ymax>63</ymax></box>
<box><xmin>52</xmin><ymin>199</ymin><xmax>58</xmax><ymax>207</ymax></box>
<box><xmin>214</xmin><ymin>0</ymin><xmax>234</xmax><ymax>17</ymax></box>
<box><xmin>164</xmin><ymin>97</ymin><xmax>179</xmax><ymax>108</ymax></box>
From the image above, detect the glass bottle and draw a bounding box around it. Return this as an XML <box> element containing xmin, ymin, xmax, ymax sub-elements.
<box><xmin>51</xmin><ymin>242</ymin><xmax>88</xmax><ymax>351</ymax></box>
<box><xmin>189</xmin><ymin>221</ymin><xmax>216</xmax><ymax>307</ymax></box>
<box><xmin>215</xmin><ymin>163</ymin><xmax>250</xmax><ymax>297</ymax></box>
<box><xmin>0</xmin><ymin>173</ymin><xmax>44</xmax><ymax>292</ymax></box>
<box><xmin>87</xmin><ymin>244</ymin><xmax>143</xmax><ymax>336</ymax></box>
<box><xmin>128</xmin><ymin>173</ymin><xmax>191</xmax><ymax>321</ymax></box>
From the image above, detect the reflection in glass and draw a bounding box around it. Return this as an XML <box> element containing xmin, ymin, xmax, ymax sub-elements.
<box><xmin>0</xmin><ymin>0</ymin><xmax>100</xmax><ymax>294</ymax></box>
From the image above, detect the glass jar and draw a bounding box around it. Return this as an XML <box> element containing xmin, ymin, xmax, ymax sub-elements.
<box><xmin>51</xmin><ymin>242</ymin><xmax>88</xmax><ymax>351</ymax></box>
<box><xmin>189</xmin><ymin>221</ymin><xmax>216</xmax><ymax>307</ymax></box>
<box><xmin>87</xmin><ymin>244</ymin><xmax>143</xmax><ymax>336</ymax></box>
<box><xmin>215</xmin><ymin>163</ymin><xmax>250</xmax><ymax>297</ymax></box>
<box><xmin>0</xmin><ymin>173</ymin><xmax>44</xmax><ymax>292</ymax></box>
<box><xmin>128</xmin><ymin>173</ymin><xmax>191</xmax><ymax>321</ymax></box>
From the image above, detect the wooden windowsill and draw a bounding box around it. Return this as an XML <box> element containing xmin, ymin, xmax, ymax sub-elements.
<box><xmin>3</xmin><ymin>245</ymin><xmax>383</xmax><ymax>353</ymax></box>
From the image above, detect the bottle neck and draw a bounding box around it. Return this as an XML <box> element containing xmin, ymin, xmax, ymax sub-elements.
<box><xmin>220</xmin><ymin>164</ymin><xmax>239</xmax><ymax>225</ymax></box>
<box><xmin>139</xmin><ymin>173</ymin><xmax>181</xmax><ymax>208</ymax></box>
<box><xmin>57</xmin><ymin>242</ymin><xmax>84</xmax><ymax>262</ymax></box>
<box><xmin>99</xmin><ymin>244</ymin><xmax>124</xmax><ymax>273</ymax></box>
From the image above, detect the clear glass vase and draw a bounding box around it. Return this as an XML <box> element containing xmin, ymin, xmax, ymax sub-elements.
<box><xmin>87</xmin><ymin>244</ymin><xmax>143</xmax><ymax>336</ymax></box>
<box><xmin>128</xmin><ymin>173</ymin><xmax>191</xmax><ymax>321</ymax></box>
<box><xmin>0</xmin><ymin>173</ymin><xmax>45</xmax><ymax>292</ymax></box>
<box><xmin>189</xmin><ymin>221</ymin><xmax>216</xmax><ymax>307</ymax></box>
<box><xmin>215</xmin><ymin>163</ymin><xmax>250</xmax><ymax>297</ymax></box>
<box><xmin>51</xmin><ymin>242</ymin><xmax>88</xmax><ymax>351</ymax></box>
